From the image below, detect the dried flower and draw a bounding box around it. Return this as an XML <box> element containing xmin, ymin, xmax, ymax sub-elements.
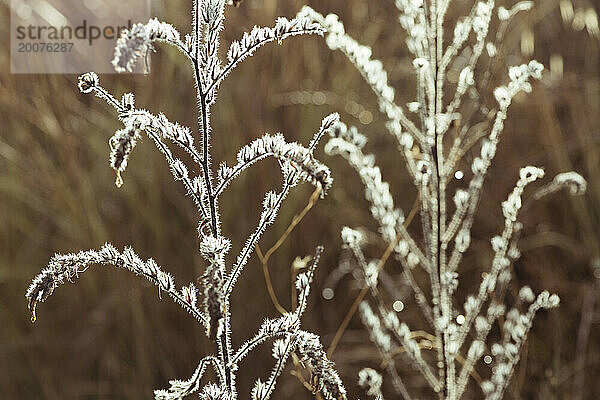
<box><xmin>77</xmin><ymin>72</ymin><xmax>99</xmax><ymax>93</ymax></box>
<box><xmin>302</xmin><ymin>2</ymin><xmax>586</xmax><ymax>399</ymax></box>
<box><xmin>27</xmin><ymin>2</ymin><xmax>344</xmax><ymax>400</ymax></box>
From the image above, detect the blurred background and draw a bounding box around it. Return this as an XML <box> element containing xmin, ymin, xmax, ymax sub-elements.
<box><xmin>1</xmin><ymin>0</ymin><xmax>599</xmax><ymax>398</ymax></box>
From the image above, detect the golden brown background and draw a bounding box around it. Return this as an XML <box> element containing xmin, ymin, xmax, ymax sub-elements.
<box><xmin>1</xmin><ymin>0</ymin><xmax>599</xmax><ymax>398</ymax></box>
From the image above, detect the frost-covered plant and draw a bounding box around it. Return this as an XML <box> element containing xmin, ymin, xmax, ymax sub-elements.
<box><xmin>299</xmin><ymin>1</ymin><xmax>587</xmax><ymax>399</ymax></box>
<box><xmin>25</xmin><ymin>2</ymin><xmax>347</xmax><ymax>399</ymax></box>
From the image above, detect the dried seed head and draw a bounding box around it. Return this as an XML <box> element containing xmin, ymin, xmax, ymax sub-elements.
<box><xmin>199</xmin><ymin>383</ymin><xmax>230</xmax><ymax>400</ymax></box>
<box><xmin>77</xmin><ymin>72</ymin><xmax>99</xmax><ymax>93</ymax></box>
<box><xmin>26</xmin><ymin>269</ymin><xmax>56</xmax><ymax>322</ymax></box>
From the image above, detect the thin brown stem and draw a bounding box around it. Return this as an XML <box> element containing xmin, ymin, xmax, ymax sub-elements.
<box><xmin>327</xmin><ymin>195</ymin><xmax>420</xmax><ymax>357</ymax></box>
<box><xmin>264</xmin><ymin>187</ymin><xmax>322</xmax><ymax>262</ymax></box>
<box><xmin>256</xmin><ymin>245</ymin><xmax>288</xmax><ymax>315</ymax></box>
<box><xmin>257</xmin><ymin>187</ymin><xmax>322</xmax><ymax>315</ymax></box>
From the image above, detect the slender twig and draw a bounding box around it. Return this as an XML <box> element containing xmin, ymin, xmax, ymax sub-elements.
<box><xmin>327</xmin><ymin>195</ymin><xmax>420</xmax><ymax>357</ymax></box>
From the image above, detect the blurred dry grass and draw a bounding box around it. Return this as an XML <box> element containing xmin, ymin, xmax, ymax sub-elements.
<box><xmin>1</xmin><ymin>0</ymin><xmax>599</xmax><ymax>398</ymax></box>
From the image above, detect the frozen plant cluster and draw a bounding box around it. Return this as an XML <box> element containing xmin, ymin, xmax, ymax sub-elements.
<box><xmin>25</xmin><ymin>1</ymin><xmax>347</xmax><ymax>399</ymax></box>
<box><xmin>299</xmin><ymin>1</ymin><xmax>587</xmax><ymax>399</ymax></box>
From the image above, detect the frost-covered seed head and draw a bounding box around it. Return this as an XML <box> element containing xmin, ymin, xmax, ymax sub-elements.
<box><xmin>199</xmin><ymin>236</ymin><xmax>231</xmax><ymax>259</ymax></box>
<box><xmin>358</xmin><ymin>368</ymin><xmax>383</xmax><ymax>396</ymax></box>
<box><xmin>199</xmin><ymin>383</ymin><xmax>230</xmax><ymax>400</ymax></box>
<box><xmin>519</xmin><ymin>286</ymin><xmax>535</xmax><ymax>303</ymax></box>
<box><xmin>78</xmin><ymin>72</ymin><xmax>99</xmax><ymax>93</ymax></box>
